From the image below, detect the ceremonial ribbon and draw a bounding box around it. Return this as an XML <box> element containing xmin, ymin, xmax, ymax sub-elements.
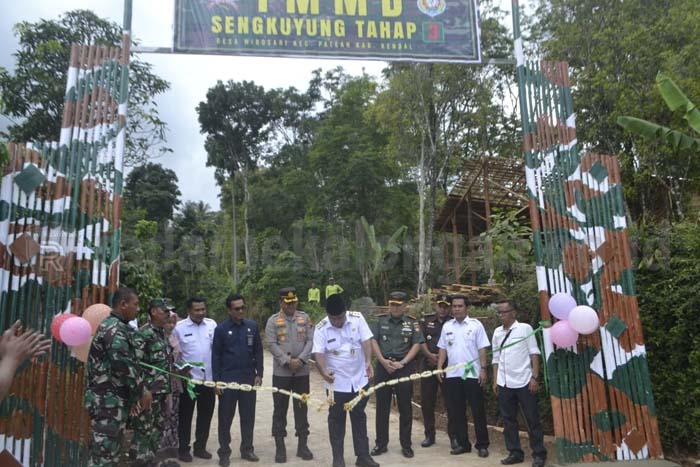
<box><xmin>136</xmin><ymin>322</ymin><xmax>550</xmax><ymax>412</ymax></box>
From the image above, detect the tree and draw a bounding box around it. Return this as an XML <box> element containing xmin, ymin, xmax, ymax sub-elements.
<box><xmin>531</xmin><ymin>0</ymin><xmax>700</xmax><ymax>221</ymax></box>
<box><xmin>618</xmin><ymin>72</ymin><xmax>700</xmax><ymax>218</ymax></box>
<box><xmin>197</xmin><ymin>80</ymin><xmax>276</xmax><ymax>283</ymax></box>
<box><xmin>124</xmin><ymin>163</ymin><xmax>181</xmax><ymax>224</ymax></box>
<box><xmin>0</xmin><ymin>10</ymin><xmax>171</xmax><ymax>165</ymax></box>
<box><xmin>375</xmin><ymin>0</ymin><xmax>518</xmax><ymax>294</ymax></box>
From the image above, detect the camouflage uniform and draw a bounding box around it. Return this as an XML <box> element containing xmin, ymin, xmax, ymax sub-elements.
<box><xmin>85</xmin><ymin>312</ymin><xmax>144</xmax><ymax>467</ymax></box>
<box><xmin>130</xmin><ymin>322</ymin><xmax>174</xmax><ymax>465</ymax></box>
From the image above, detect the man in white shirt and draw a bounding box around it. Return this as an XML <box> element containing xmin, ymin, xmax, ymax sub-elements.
<box><xmin>173</xmin><ymin>297</ymin><xmax>218</xmax><ymax>462</ymax></box>
<box><xmin>437</xmin><ymin>294</ymin><xmax>490</xmax><ymax>458</ymax></box>
<box><xmin>491</xmin><ymin>300</ymin><xmax>546</xmax><ymax>467</ymax></box>
<box><xmin>312</xmin><ymin>294</ymin><xmax>379</xmax><ymax>467</ymax></box>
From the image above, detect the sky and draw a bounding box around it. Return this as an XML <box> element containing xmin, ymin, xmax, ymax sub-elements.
<box><xmin>1</xmin><ymin>1</ymin><xmax>512</xmax><ymax>211</ymax></box>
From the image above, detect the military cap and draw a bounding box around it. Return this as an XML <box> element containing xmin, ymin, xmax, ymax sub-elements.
<box><xmin>279</xmin><ymin>287</ymin><xmax>299</xmax><ymax>303</ymax></box>
<box><xmin>149</xmin><ymin>298</ymin><xmax>168</xmax><ymax>309</ymax></box>
<box><xmin>436</xmin><ymin>294</ymin><xmax>450</xmax><ymax>306</ymax></box>
<box><xmin>326</xmin><ymin>294</ymin><xmax>346</xmax><ymax>316</ymax></box>
<box><xmin>388</xmin><ymin>291</ymin><xmax>408</xmax><ymax>305</ymax></box>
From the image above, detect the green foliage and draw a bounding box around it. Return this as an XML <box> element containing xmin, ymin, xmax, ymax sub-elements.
<box><xmin>119</xmin><ymin>262</ymin><xmax>163</xmax><ymax>321</ymax></box>
<box><xmin>0</xmin><ymin>10</ymin><xmax>171</xmax><ymax>164</ymax></box>
<box><xmin>532</xmin><ymin>0</ymin><xmax>700</xmax><ymax>221</ymax></box>
<box><xmin>636</xmin><ymin>221</ymin><xmax>700</xmax><ymax>455</ymax></box>
<box><xmin>124</xmin><ymin>163</ymin><xmax>181</xmax><ymax>223</ymax></box>
<box><xmin>0</xmin><ymin>141</ymin><xmax>9</xmax><ymax>167</ymax></box>
<box><xmin>480</xmin><ymin>210</ymin><xmax>533</xmax><ymax>286</ymax></box>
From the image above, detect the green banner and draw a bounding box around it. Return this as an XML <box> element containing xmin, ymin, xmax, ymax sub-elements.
<box><xmin>174</xmin><ymin>0</ymin><xmax>481</xmax><ymax>63</ymax></box>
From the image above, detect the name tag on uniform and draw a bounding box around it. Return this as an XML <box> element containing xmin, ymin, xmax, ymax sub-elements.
<box><xmin>184</xmin><ymin>333</ymin><xmax>193</xmax><ymax>337</ymax></box>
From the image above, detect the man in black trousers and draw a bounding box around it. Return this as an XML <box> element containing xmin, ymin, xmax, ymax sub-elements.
<box><xmin>213</xmin><ymin>293</ymin><xmax>264</xmax><ymax>467</ymax></box>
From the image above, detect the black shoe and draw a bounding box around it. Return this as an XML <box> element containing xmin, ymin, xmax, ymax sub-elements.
<box><xmin>242</xmin><ymin>452</ymin><xmax>260</xmax><ymax>462</ymax></box>
<box><xmin>532</xmin><ymin>457</ymin><xmax>546</xmax><ymax>467</ymax></box>
<box><xmin>218</xmin><ymin>458</ymin><xmax>231</xmax><ymax>467</ymax></box>
<box><xmin>421</xmin><ymin>437</ymin><xmax>435</xmax><ymax>448</ymax></box>
<box><xmin>193</xmin><ymin>449</ymin><xmax>213</xmax><ymax>460</ymax></box>
<box><xmin>501</xmin><ymin>454</ymin><xmax>525</xmax><ymax>465</ymax></box>
<box><xmin>178</xmin><ymin>452</ymin><xmax>193</xmax><ymax>463</ymax></box>
<box><xmin>333</xmin><ymin>459</ymin><xmax>346</xmax><ymax>467</ymax></box>
<box><xmin>478</xmin><ymin>448</ymin><xmax>490</xmax><ymax>458</ymax></box>
<box><xmin>450</xmin><ymin>437</ymin><xmax>459</xmax><ymax>450</ymax></box>
<box><xmin>370</xmin><ymin>445</ymin><xmax>387</xmax><ymax>456</ymax></box>
<box><xmin>275</xmin><ymin>437</ymin><xmax>287</xmax><ymax>463</ymax></box>
<box><xmin>401</xmin><ymin>447</ymin><xmax>414</xmax><ymax>458</ymax></box>
<box><xmin>297</xmin><ymin>444</ymin><xmax>313</xmax><ymax>461</ymax></box>
<box><xmin>450</xmin><ymin>446</ymin><xmax>470</xmax><ymax>455</ymax></box>
<box><xmin>355</xmin><ymin>455</ymin><xmax>380</xmax><ymax>467</ymax></box>
<box><xmin>297</xmin><ymin>436</ymin><xmax>313</xmax><ymax>461</ymax></box>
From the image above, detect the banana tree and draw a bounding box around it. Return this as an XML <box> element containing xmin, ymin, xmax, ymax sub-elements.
<box><xmin>618</xmin><ymin>72</ymin><xmax>700</xmax><ymax>149</ymax></box>
<box><xmin>357</xmin><ymin>216</ymin><xmax>407</xmax><ymax>301</ymax></box>
<box><xmin>618</xmin><ymin>72</ymin><xmax>700</xmax><ymax>218</ymax></box>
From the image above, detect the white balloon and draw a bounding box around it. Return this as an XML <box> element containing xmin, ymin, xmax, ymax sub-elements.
<box><xmin>568</xmin><ymin>305</ymin><xmax>600</xmax><ymax>335</ymax></box>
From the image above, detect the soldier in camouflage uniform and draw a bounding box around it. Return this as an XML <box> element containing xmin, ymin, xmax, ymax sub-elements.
<box><xmin>85</xmin><ymin>287</ymin><xmax>152</xmax><ymax>467</ymax></box>
<box><xmin>131</xmin><ymin>299</ymin><xmax>179</xmax><ymax>467</ymax></box>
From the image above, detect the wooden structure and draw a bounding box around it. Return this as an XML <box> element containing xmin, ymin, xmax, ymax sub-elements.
<box><xmin>435</xmin><ymin>156</ymin><xmax>528</xmax><ymax>284</ymax></box>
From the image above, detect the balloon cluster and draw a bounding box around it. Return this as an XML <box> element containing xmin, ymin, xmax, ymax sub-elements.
<box><xmin>548</xmin><ymin>292</ymin><xmax>600</xmax><ymax>347</ymax></box>
<box><xmin>50</xmin><ymin>304</ymin><xmax>112</xmax><ymax>362</ymax></box>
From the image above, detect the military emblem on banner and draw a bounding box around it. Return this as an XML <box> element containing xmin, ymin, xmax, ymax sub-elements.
<box><xmin>417</xmin><ymin>0</ymin><xmax>447</xmax><ymax>18</ymax></box>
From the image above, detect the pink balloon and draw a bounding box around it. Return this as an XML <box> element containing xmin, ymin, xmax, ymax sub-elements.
<box><xmin>82</xmin><ymin>303</ymin><xmax>111</xmax><ymax>334</ymax></box>
<box><xmin>569</xmin><ymin>305</ymin><xmax>600</xmax><ymax>335</ymax></box>
<box><xmin>59</xmin><ymin>317</ymin><xmax>92</xmax><ymax>347</ymax></box>
<box><xmin>550</xmin><ymin>320</ymin><xmax>579</xmax><ymax>347</ymax></box>
<box><xmin>548</xmin><ymin>292</ymin><xmax>577</xmax><ymax>320</ymax></box>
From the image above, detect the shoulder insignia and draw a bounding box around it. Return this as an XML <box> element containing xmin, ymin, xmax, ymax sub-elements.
<box><xmin>316</xmin><ymin>318</ymin><xmax>328</xmax><ymax>330</ymax></box>
<box><xmin>423</xmin><ymin>312</ymin><xmax>436</xmax><ymax>318</ymax></box>
<box><xmin>406</xmin><ymin>314</ymin><xmax>416</xmax><ymax>320</ymax></box>
<box><xmin>348</xmin><ymin>311</ymin><xmax>362</xmax><ymax>317</ymax></box>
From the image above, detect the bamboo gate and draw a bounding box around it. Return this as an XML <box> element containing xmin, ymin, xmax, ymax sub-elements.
<box><xmin>0</xmin><ymin>29</ymin><xmax>131</xmax><ymax>467</ymax></box>
<box><xmin>0</xmin><ymin>0</ymin><xmax>663</xmax><ymax>465</ymax></box>
<box><xmin>511</xmin><ymin>1</ymin><xmax>662</xmax><ymax>462</ymax></box>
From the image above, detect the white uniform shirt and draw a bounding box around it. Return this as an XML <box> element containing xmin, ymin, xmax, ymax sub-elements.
<box><xmin>492</xmin><ymin>320</ymin><xmax>540</xmax><ymax>389</ymax></box>
<box><xmin>312</xmin><ymin>311</ymin><xmax>373</xmax><ymax>393</ymax></box>
<box><xmin>437</xmin><ymin>317</ymin><xmax>490</xmax><ymax>379</ymax></box>
<box><xmin>174</xmin><ymin>316</ymin><xmax>217</xmax><ymax>381</ymax></box>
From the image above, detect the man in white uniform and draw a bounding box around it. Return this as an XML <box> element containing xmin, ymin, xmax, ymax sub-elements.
<box><xmin>173</xmin><ymin>297</ymin><xmax>218</xmax><ymax>462</ymax></box>
<box><xmin>437</xmin><ymin>294</ymin><xmax>490</xmax><ymax>458</ymax></box>
<box><xmin>492</xmin><ymin>300</ymin><xmax>546</xmax><ymax>467</ymax></box>
<box><xmin>312</xmin><ymin>294</ymin><xmax>380</xmax><ymax>467</ymax></box>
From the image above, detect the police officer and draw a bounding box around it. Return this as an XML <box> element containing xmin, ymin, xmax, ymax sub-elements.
<box><xmin>312</xmin><ymin>294</ymin><xmax>379</xmax><ymax>467</ymax></box>
<box><xmin>265</xmin><ymin>288</ymin><xmax>314</xmax><ymax>463</ymax></box>
<box><xmin>131</xmin><ymin>298</ymin><xmax>179</xmax><ymax>467</ymax></box>
<box><xmin>419</xmin><ymin>293</ymin><xmax>455</xmax><ymax>449</ymax></box>
<box><xmin>213</xmin><ymin>293</ymin><xmax>263</xmax><ymax>467</ymax></box>
<box><xmin>370</xmin><ymin>291</ymin><xmax>424</xmax><ymax>458</ymax></box>
<box><xmin>85</xmin><ymin>287</ymin><xmax>152</xmax><ymax>467</ymax></box>
<box><xmin>437</xmin><ymin>294</ymin><xmax>490</xmax><ymax>458</ymax></box>
<box><xmin>325</xmin><ymin>277</ymin><xmax>344</xmax><ymax>300</ymax></box>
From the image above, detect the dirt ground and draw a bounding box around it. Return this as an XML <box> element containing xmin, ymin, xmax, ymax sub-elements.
<box><xmin>173</xmin><ymin>350</ymin><xmax>550</xmax><ymax>467</ymax></box>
